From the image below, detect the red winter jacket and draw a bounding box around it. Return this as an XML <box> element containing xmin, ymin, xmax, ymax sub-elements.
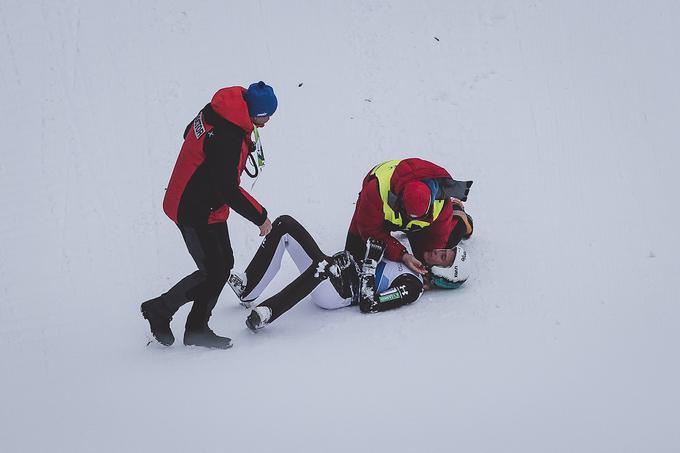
<box><xmin>347</xmin><ymin>158</ymin><xmax>460</xmax><ymax>261</ymax></box>
<box><xmin>163</xmin><ymin>87</ymin><xmax>267</xmax><ymax>226</ymax></box>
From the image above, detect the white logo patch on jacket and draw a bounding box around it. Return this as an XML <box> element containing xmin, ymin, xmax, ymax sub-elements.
<box><xmin>193</xmin><ymin>114</ymin><xmax>205</xmax><ymax>139</ymax></box>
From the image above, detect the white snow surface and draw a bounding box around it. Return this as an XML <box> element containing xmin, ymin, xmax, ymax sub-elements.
<box><xmin>2</xmin><ymin>1</ymin><xmax>680</xmax><ymax>452</ymax></box>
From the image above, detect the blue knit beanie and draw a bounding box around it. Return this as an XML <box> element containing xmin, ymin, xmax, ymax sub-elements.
<box><xmin>244</xmin><ymin>81</ymin><xmax>278</xmax><ymax>117</ymax></box>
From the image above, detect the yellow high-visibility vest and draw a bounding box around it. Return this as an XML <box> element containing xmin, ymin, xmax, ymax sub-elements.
<box><xmin>369</xmin><ymin>160</ymin><xmax>445</xmax><ymax>231</ymax></box>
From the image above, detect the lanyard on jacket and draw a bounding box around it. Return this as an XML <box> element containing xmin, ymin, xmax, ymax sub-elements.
<box><xmin>248</xmin><ymin>126</ymin><xmax>266</xmax><ymax>189</ymax></box>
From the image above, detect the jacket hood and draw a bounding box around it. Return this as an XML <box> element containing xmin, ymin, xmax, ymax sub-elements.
<box><xmin>210</xmin><ymin>87</ymin><xmax>254</xmax><ymax>133</ymax></box>
<box><xmin>392</xmin><ymin>158</ymin><xmax>452</xmax><ymax>194</ymax></box>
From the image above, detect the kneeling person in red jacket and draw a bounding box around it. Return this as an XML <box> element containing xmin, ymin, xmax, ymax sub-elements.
<box><xmin>346</xmin><ymin>158</ymin><xmax>474</xmax><ymax>276</ymax></box>
<box><xmin>141</xmin><ymin>81</ymin><xmax>277</xmax><ymax>349</ymax></box>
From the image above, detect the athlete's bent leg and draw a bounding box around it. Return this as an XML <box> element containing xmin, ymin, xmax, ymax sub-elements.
<box><xmin>239</xmin><ymin>215</ymin><xmax>329</xmax><ymax>302</ymax></box>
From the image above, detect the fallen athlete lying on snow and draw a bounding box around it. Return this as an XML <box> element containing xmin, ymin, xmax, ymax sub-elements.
<box><xmin>227</xmin><ymin>215</ymin><xmax>470</xmax><ymax>330</ymax></box>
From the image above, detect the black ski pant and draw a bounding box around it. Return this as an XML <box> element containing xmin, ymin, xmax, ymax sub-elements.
<box><xmin>243</xmin><ymin>215</ymin><xmax>337</xmax><ymax>323</ymax></box>
<box><xmin>158</xmin><ymin>222</ymin><xmax>233</xmax><ymax>330</ymax></box>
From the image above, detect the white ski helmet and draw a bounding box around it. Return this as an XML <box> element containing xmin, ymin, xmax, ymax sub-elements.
<box><xmin>431</xmin><ymin>245</ymin><xmax>470</xmax><ymax>289</ymax></box>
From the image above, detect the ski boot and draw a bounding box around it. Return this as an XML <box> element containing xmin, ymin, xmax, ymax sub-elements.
<box><xmin>228</xmin><ymin>271</ymin><xmax>252</xmax><ymax>308</ymax></box>
<box><xmin>246</xmin><ymin>306</ymin><xmax>272</xmax><ymax>331</ymax></box>
<box><xmin>327</xmin><ymin>251</ymin><xmax>359</xmax><ymax>299</ymax></box>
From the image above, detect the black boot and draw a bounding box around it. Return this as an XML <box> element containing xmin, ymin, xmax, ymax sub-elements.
<box><xmin>328</xmin><ymin>251</ymin><xmax>359</xmax><ymax>299</ymax></box>
<box><xmin>183</xmin><ymin>295</ymin><xmax>232</xmax><ymax>349</ymax></box>
<box><xmin>183</xmin><ymin>327</ymin><xmax>232</xmax><ymax>349</ymax></box>
<box><xmin>141</xmin><ymin>297</ymin><xmax>175</xmax><ymax>346</ymax></box>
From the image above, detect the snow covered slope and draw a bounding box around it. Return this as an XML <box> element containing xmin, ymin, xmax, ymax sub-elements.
<box><xmin>1</xmin><ymin>1</ymin><xmax>679</xmax><ymax>451</ymax></box>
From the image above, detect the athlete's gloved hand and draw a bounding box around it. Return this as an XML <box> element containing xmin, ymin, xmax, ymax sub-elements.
<box><xmin>359</xmin><ymin>286</ymin><xmax>378</xmax><ymax>313</ymax></box>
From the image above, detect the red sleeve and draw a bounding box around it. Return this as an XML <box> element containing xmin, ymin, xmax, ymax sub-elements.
<box><xmin>353</xmin><ymin>179</ymin><xmax>407</xmax><ymax>261</ymax></box>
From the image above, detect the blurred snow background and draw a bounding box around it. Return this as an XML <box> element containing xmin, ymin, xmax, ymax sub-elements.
<box><xmin>1</xmin><ymin>1</ymin><xmax>679</xmax><ymax>451</ymax></box>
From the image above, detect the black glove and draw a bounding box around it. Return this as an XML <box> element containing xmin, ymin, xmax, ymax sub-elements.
<box><xmin>358</xmin><ymin>274</ymin><xmax>378</xmax><ymax>313</ymax></box>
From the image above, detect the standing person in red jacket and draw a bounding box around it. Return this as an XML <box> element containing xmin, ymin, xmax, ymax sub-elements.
<box><xmin>141</xmin><ymin>81</ymin><xmax>277</xmax><ymax>349</ymax></box>
<box><xmin>345</xmin><ymin>158</ymin><xmax>474</xmax><ymax>276</ymax></box>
